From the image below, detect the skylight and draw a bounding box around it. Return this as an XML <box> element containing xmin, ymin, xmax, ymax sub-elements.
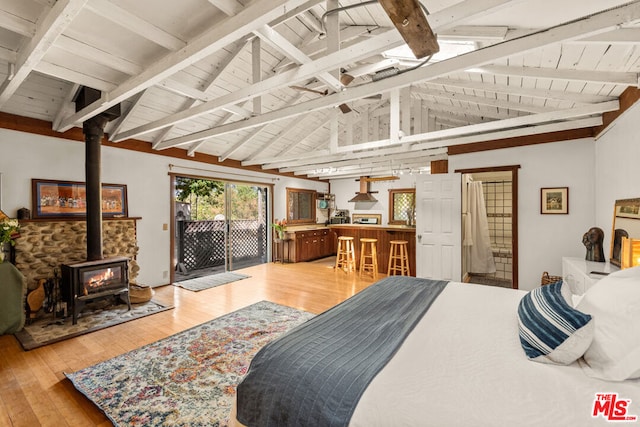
<box><xmin>383</xmin><ymin>40</ymin><xmax>476</xmax><ymax>64</ymax></box>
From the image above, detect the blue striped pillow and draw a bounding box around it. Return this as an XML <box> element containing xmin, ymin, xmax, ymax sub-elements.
<box><xmin>517</xmin><ymin>282</ymin><xmax>594</xmax><ymax>365</ymax></box>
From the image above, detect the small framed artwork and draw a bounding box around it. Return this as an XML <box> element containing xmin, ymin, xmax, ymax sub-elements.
<box><xmin>32</xmin><ymin>179</ymin><xmax>128</xmax><ymax>219</ymax></box>
<box><xmin>540</xmin><ymin>187</ymin><xmax>569</xmax><ymax>215</ymax></box>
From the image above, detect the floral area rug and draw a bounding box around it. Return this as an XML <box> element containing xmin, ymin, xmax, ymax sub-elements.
<box><xmin>65</xmin><ymin>301</ymin><xmax>314</xmax><ymax>426</ymax></box>
<box><xmin>14</xmin><ymin>299</ymin><xmax>173</xmax><ymax>351</ymax></box>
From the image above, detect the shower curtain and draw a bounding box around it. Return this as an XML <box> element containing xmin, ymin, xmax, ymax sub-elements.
<box><xmin>463</xmin><ymin>181</ymin><xmax>496</xmax><ymax>274</ymax></box>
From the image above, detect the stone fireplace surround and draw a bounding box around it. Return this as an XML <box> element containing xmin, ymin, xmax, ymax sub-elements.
<box><xmin>14</xmin><ymin>218</ymin><xmax>140</xmax><ymax>291</ymax></box>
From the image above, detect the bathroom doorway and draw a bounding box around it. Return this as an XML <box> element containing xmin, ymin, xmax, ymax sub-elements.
<box><xmin>458</xmin><ymin>166</ymin><xmax>519</xmax><ymax>289</ymax></box>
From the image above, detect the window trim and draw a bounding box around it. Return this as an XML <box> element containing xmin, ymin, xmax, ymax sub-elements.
<box><xmin>388</xmin><ymin>188</ymin><xmax>416</xmax><ymax>225</ymax></box>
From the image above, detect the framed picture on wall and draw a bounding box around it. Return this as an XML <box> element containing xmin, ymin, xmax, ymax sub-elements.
<box><xmin>32</xmin><ymin>179</ymin><xmax>128</xmax><ymax>219</ymax></box>
<box><xmin>540</xmin><ymin>187</ymin><xmax>569</xmax><ymax>215</ymax></box>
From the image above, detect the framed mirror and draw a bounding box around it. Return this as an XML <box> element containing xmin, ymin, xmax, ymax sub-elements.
<box><xmin>610</xmin><ymin>198</ymin><xmax>640</xmax><ymax>267</ymax></box>
<box><xmin>286</xmin><ymin>187</ymin><xmax>316</xmax><ymax>225</ymax></box>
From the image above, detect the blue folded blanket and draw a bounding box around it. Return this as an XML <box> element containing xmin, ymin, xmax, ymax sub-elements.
<box><xmin>237</xmin><ymin>276</ymin><xmax>448</xmax><ymax>427</ymax></box>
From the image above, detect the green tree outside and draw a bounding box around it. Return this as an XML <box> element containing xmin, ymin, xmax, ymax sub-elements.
<box><xmin>175</xmin><ymin>178</ymin><xmax>263</xmax><ymax>220</ymax></box>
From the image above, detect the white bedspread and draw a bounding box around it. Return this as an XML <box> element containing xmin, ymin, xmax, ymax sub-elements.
<box><xmin>350</xmin><ymin>282</ymin><xmax>640</xmax><ymax>427</ymax></box>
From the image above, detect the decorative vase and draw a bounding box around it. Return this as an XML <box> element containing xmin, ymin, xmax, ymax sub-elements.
<box><xmin>278</xmin><ymin>230</ymin><xmax>285</xmax><ymax>239</ymax></box>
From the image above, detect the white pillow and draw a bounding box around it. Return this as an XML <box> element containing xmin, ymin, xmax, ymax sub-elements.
<box><xmin>577</xmin><ymin>266</ymin><xmax>640</xmax><ymax>381</ymax></box>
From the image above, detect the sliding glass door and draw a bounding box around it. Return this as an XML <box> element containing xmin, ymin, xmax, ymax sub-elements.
<box><xmin>225</xmin><ymin>183</ymin><xmax>268</xmax><ymax>271</ymax></box>
<box><xmin>173</xmin><ymin>176</ymin><xmax>269</xmax><ymax>280</ymax></box>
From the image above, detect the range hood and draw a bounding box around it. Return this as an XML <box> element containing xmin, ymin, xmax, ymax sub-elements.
<box><xmin>348</xmin><ymin>177</ymin><xmax>378</xmax><ymax>203</ymax></box>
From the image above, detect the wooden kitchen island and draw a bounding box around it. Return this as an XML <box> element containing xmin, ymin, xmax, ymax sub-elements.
<box><xmin>330</xmin><ymin>224</ymin><xmax>416</xmax><ymax>276</ymax></box>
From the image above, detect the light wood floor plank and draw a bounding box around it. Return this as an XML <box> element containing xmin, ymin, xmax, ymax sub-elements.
<box><xmin>0</xmin><ymin>260</ymin><xmax>379</xmax><ymax>425</ymax></box>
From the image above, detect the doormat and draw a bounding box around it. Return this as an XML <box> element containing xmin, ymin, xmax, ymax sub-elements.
<box><xmin>14</xmin><ymin>299</ymin><xmax>173</xmax><ymax>351</ymax></box>
<box><xmin>65</xmin><ymin>301</ymin><xmax>314</xmax><ymax>426</ymax></box>
<box><xmin>173</xmin><ymin>271</ymin><xmax>250</xmax><ymax>291</ymax></box>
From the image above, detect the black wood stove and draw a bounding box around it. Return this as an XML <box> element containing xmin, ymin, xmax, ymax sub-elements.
<box><xmin>61</xmin><ymin>256</ymin><xmax>130</xmax><ymax>324</ymax></box>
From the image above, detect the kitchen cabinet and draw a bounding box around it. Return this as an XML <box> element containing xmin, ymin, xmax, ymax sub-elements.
<box><xmin>292</xmin><ymin>228</ymin><xmax>336</xmax><ymax>262</ymax></box>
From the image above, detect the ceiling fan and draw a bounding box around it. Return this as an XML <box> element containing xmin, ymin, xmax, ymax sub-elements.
<box><xmin>290</xmin><ymin>72</ymin><xmax>356</xmax><ymax>113</ymax></box>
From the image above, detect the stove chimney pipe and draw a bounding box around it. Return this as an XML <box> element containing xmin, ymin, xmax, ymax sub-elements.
<box><xmin>74</xmin><ymin>87</ymin><xmax>121</xmax><ymax>261</ymax></box>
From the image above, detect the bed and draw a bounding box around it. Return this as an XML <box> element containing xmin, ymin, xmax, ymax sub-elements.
<box><xmin>232</xmin><ymin>269</ymin><xmax>640</xmax><ymax>426</ymax></box>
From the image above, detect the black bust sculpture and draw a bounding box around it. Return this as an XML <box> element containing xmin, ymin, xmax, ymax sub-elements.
<box><xmin>582</xmin><ymin>227</ymin><xmax>605</xmax><ymax>262</ymax></box>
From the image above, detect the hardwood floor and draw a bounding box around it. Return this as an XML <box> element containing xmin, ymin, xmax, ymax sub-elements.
<box><xmin>0</xmin><ymin>260</ymin><xmax>380</xmax><ymax>426</ymax></box>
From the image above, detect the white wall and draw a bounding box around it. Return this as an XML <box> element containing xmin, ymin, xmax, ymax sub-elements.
<box><xmin>0</xmin><ymin>128</ymin><xmax>326</xmax><ymax>286</ymax></box>
<box><xmin>594</xmin><ymin>102</ymin><xmax>640</xmax><ymax>257</ymax></box>
<box><xmin>330</xmin><ymin>174</ymin><xmax>416</xmax><ymax>224</ymax></box>
<box><xmin>450</xmin><ymin>139</ymin><xmax>596</xmax><ymax>290</ymax></box>
<box><xmin>328</xmin><ymin>141</ymin><xmax>596</xmax><ymax>290</ymax></box>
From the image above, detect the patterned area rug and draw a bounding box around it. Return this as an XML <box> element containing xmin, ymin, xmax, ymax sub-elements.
<box><xmin>173</xmin><ymin>272</ymin><xmax>250</xmax><ymax>291</ymax></box>
<box><xmin>14</xmin><ymin>299</ymin><xmax>173</xmax><ymax>351</ymax></box>
<box><xmin>65</xmin><ymin>301</ymin><xmax>314</xmax><ymax>426</ymax></box>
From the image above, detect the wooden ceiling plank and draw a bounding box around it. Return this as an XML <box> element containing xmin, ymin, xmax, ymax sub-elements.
<box><xmin>276</xmin><ymin>118</ymin><xmax>601</xmax><ymax>174</ymax></box>
<box><xmin>219</xmin><ymin>125</ymin><xmax>268</xmax><ymax>161</ymax></box>
<box><xmin>218</xmin><ymin>93</ymin><xmax>304</xmax><ymax>161</ymax></box>
<box><xmin>106</xmin><ymin>90</ymin><xmax>146</xmax><ymax>139</ymax></box>
<box><xmin>276</xmin><ymin>115</ymin><xmax>333</xmax><ymax>157</ymax></box>
<box><xmin>576</xmin><ymin>28</ymin><xmax>640</xmax><ymax>45</ymax></box>
<box><xmin>253</xmin><ymin>24</ymin><xmax>342</xmax><ymax>91</ymax></box>
<box><xmin>412</xmin><ymin>116</ymin><xmax>602</xmax><ymax>152</ymax></box>
<box><xmin>438</xmin><ymin>25</ymin><xmax>509</xmax><ymax>41</ymax></box>
<box><xmin>0</xmin><ymin>0</ymin><xmax>86</xmax><ymax>108</ymax></box>
<box><xmin>52</xmin><ymin>83</ymin><xmax>79</xmax><ymax>131</ymax></box>
<box><xmin>55</xmin><ymin>34</ymin><xmax>142</xmax><ymax>75</ymax></box>
<box><xmin>151</xmin><ymin>1</ymin><xmax>639</xmax><ymax>150</ymax></box>
<box><xmin>252</xmin><ymin>36</ymin><xmax>261</xmax><ymax>115</ymax></box>
<box><xmin>273</xmin><ymin>26</ymin><xmax>392</xmax><ymax>72</ymax></box>
<box><xmin>34</xmin><ymin>60</ymin><xmax>115</xmax><ymax>92</ymax></box>
<box><xmin>0</xmin><ymin>9</ymin><xmax>36</xmax><ymax>37</ymax></box>
<box><xmin>150</xmin><ymin>39</ymin><xmax>249</xmax><ymax>147</ymax></box>
<box><xmin>57</xmin><ymin>0</ymin><xmax>319</xmax><ymax>132</ymax></box>
<box><xmin>118</xmin><ymin>0</ymin><xmax>515</xmax><ymax>144</ymax></box>
<box><xmin>395</xmin><ymin>100</ymin><xmax>617</xmax><ymax>148</ymax></box>
<box><xmin>241</xmin><ymin>115</ymin><xmax>315</xmax><ymax>163</ymax></box>
<box><xmin>378</xmin><ymin>0</ymin><xmax>439</xmax><ymax>58</ymax></box>
<box><xmin>426</xmin><ymin>77</ymin><xmax>615</xmax><ymax>104</ymax></box>
<box><xmin>117</xmin><ymin>28</ymin><xmax>401</xmax><ymax>143</ymax></box>
<box><xmin>472</xmin><ymin>64</ymin><xmax>639</xmax><ymax>86</ymax></box>
<box><xmin>0</xmin><ymin>47</ymin><xmax>17</xmax><ymax>63</ymax></box>
<box><xmin>86</xmin><ymin>0</ymin><xmax>186</xmax><ymax>50</ymax></box>
<box><xmin>411</xmin><ymin>86</ymin><xmax>553</xmax><ymax>114</ymax></box>
<box><xmin>206</xmin><ymin>0</ymin><xmax>243</xmax><ymax>16</ymax></box>
<box><xmin>281</xmin><ymin>147</ymin><xmax>447</xmax><ymax>173</ymax></box>
<box><xmin>261</xmin><ymin>144</ymin><xmax>422</xmax><ymax>170</ymax></box>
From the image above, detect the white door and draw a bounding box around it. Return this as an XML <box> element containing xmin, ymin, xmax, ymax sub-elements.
<box><xmin>415</xmin><ymin>173</ymin><xmax>462</xmax><ymax>280</ymax></box>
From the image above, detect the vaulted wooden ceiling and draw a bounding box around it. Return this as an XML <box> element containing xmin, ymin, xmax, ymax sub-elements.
<box><xmin>1</xmin><ymin>0</ymin><xmax>639</xmax><ymax>179</ymax></box>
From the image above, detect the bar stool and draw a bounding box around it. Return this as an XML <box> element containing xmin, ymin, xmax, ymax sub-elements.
<box><xmin>359</xmin><ymin>238</ymin><xmax>378</xmax><ymax>279</ymax></box>
<box><xmin>335</xmin><ymin>236</ymin><xmax>356</xmax><ymax>273</ymax></box>
<box><xmin>388</xmin><ymin>240</ymin><xmax>410</xmax><ymax>276</ymax></box>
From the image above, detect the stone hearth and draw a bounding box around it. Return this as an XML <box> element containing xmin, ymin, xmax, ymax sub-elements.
<box><xmin>14</xmin><ymin>218</ymin><xmax>139</xmax><ymax>291</ymax></box>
